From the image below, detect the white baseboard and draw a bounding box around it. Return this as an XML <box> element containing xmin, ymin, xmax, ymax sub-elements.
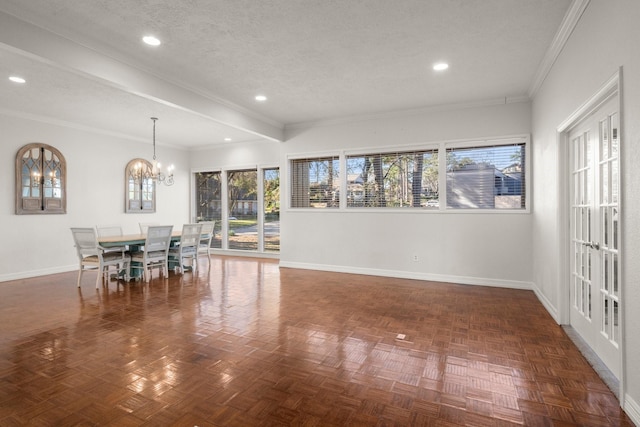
<box><xmin>531</xmin><ymin>283</ymin><xmax>560</xmax><ymax>323</ymax></box>
<box><xmin>0</xmin><ymin>251</ymin><xmax>280</xmax><ymax>283</ymax></box>
<box><xmin>624</xmin><ymin>394</ymin><xmax>640</xmax><ymax>426</ymax></box>
<box><xmin>210</xmin><ymin>249</ymin><xmax>280</xmax><ymax>259</ymax></box>
<box><xmin>0</xmin><ymin>265</ymin><xmax>77</xmax><ymax>283</ymax></box>
<box><xmin>278</xmin><ymin>261</ymin><xmax>533</xmax><ymax>290</ymax></box>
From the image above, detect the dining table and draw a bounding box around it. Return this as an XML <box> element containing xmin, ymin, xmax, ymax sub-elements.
<box><xmin>98</xmin><ymin>231</ymin><xmax>183</xmax><ymax>280</ymax></box>
<box><xmin>98</xmin><ymin>231</ymin><xmax>182</xmax><ymax>248</ymax></box>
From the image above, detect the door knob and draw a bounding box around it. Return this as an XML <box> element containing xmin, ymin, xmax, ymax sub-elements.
<box><xmin>583</xmin><ymin>241</ymin><xmax>600</xmax><ymax>250</ymax></box>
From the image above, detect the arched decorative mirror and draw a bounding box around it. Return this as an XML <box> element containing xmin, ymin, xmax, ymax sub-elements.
<box><xmin>125</xmin><ymin>158</ymin><xmax>156</xmax><ymax>213</ymax></box>
<box><xmin>15</xmin><ymin>143</ymin><xmax>66</xmax><ymax>214</ymax></box>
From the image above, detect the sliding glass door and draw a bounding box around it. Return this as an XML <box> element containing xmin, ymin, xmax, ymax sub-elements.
<box><xmin>194</xmin><ymin>167</ymin><xmax>279</xmax><ymax>253</ymax></box>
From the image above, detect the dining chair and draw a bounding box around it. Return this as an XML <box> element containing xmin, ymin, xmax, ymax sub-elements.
<box><xmin>70</xmin><ymin>227</ymin><xmax>130</xmax><ymax>288</ymax></box>
<box><xmin>168</xmin><ymin>223</ymin><xmax>203</xmax><ymax>274</ymax></box>
<box><xmin>197</xmin><ymin>221</ymin><xmax>215</xmax><ymax>264</ymax></box>
<box><xmin>96</xmin><ymin>225</ymin><xmax>127</xmax><ymax>253</ymax></box>
<box><xmin>130</xmin><ymin>225</ymin><xmax>173</xmax><ymax>282</ymax></box>
<box><xmin>139</xmin><ymin>222</ymin><xmax>159</xmax><ymax>235</ymax></box>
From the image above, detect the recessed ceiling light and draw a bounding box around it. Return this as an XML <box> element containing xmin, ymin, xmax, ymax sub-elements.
<box><xmin>433</xmin><ymin>62</ymin><xmax>449</xmax><ymax>71</ymax></box>
<box><xmin>143</xmin><ymin>35</ymin><xmax>161</xmax><ymax>46</ymax></box>
<box><xmin>9</xmin><ymin>76</ymin><xmax>26</xmax><ymax>83</ymax></box>
<box><xmin>255</xmin><ymin>95</ymin><xmax>267</xmax><ymax>102</ymax></box>
<box><xmin>224</xmin><ymin>137</ymin><xmax>232</xmax><ymax>142</ymax></box>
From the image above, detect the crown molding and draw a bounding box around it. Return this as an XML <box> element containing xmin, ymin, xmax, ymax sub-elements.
<box><xmin>528</xmin><ymin>0</ymin><xmax>591</xmax><ymax>98</ymax></box>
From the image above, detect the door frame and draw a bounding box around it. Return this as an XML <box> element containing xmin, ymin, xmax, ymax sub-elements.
<box><xmin>556</xmin><ymin>68</ymin><xmax>624</xmax><ymax>401</ymax></box>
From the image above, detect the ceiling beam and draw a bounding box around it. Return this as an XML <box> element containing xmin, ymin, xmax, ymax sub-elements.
<box><xmin>0</xmin><ymin>11</ymin><xmax>284</xmax><ymax>142</ymax></box>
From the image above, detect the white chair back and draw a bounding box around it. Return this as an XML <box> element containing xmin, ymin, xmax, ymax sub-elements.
<box><xmin>71</xmin><ymin>227</ymin><xmax>100</xmax><ymax>257</ymax></box>
<box><xmin>179</xmin><ymin>223</ymin><xmax>202</xmax><ymax>254</ymax></box>
<box><xmin>96</xmin><ymin>225</ymin><xmax>123</xmax><ymax>238</ymax></box>
<box><xmin>199</xmin><ymin>221</ymin><xmax>215</xmax><ymax>239</ymax></box>
<box><xmin>139</xmin><ymin>222</ymin><xmax>159</xmax><ymax>234</ymax></box>
<box><xmin>198</xmin><ymin>221</ymin><xmax>215</xmax><ymax>252</ymax></box>
<box><xmin>144</xmin><ymin>225</ymin><xmax>173</xmax><ymax>254</ymax></box>
<box><xmin>130</xmin><ymin>225</ymin><xmax>173</xmax><ymax>282</ymax></box>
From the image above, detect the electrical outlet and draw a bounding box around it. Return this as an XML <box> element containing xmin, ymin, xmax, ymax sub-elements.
<box><xmin>396</xmin><ymin>333</ymin><xmax>406</xmax><ymax>340</ymax></box>
<box><xmin>412</xmin><ymin>254</ymin><xmax>419</xmax><ymax>262</ymax></box>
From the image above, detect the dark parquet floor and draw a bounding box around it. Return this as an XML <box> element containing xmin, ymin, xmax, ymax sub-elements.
<box><xmin>0</xmin><ymin>256</ymin><xmax>634</xmax><ymax>426</ymax></box>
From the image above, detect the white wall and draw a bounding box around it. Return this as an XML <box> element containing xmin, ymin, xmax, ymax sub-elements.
<box><xmin>0</xmin><ymin>115</ymin><xmax>191</xmax><ymax>281</ymax></box>
<box><xmin>531</xmin><ymin>0</ymin><xmax>640</xmax><ymax>419</ymax></box>
<box><xmin>189</xmin><ymin>139</ymin><xmax>281</xmax><ymax>171</ymax></box>
<box><xmin>280</xmin><ymin>101</ymin><xmax>533</xmax><ymax>288</ymax></box>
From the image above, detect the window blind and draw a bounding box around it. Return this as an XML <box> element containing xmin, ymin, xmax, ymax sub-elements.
<box><xmin>290</xmin><ymin>156</ymin><xmax>340</xmax><ymax>208</ymax></box>
<box><xmin>345</xmin><ymin>149</ymin><xmax>438</xmax><ymax>208</ymax></box>
<box><xmin>446</xmin><ymin>142</ymin><xmax>526</xmax><ymax>209</ymax></box>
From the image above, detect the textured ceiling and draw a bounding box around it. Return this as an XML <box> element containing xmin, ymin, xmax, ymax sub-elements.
<box><xmin>0</xmin><ymin>0</ymin><xmax>572</xmax><ymax>148</ymax></box>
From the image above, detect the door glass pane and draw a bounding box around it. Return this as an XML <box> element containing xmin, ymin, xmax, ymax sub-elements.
<box><xmin>587</xmin><ymin>281</ymin><xmax>591</xmax><ymax>319</ymax></box>
<box><xmin>603</xmin><ymin>298</ymin><xmax>609</xmax><ymax>336</ymax></box>
<box><xmin>611</xmin><ymin>113</ymin><xmax>619</xmax><ymax>204</ymax></box>
<box><xmin>228</xmin><ymin>170</ymin><xmax>258</xmax><ymax>251</ymax></box>
<box><xmin>612</xmin><ymin>160</ymin><xmax>619</xmax><ymax>204</ymax></box>
<box><xmin>582</xmin><ymin>208</ymin><xmax>590</xmax><ymax>242</ymax></box>
<box><xmin>611</xmin><ymin>113</ymin><xmax>619</xmax><ymax>156</ymax></box>
<box><xmin>601</xmin><ymin>162</ymin><xmax>608</xmax><ymax>204</ymax></box>
<box><xmin>195</xmin><ymin>172</ymin><xmax>222</xmax><ymax>249</ymax></box>
<box><xmin>602</xmin><ymin>207</ymin><xmax>608</xmax><ymax>247</ymax></box>
<box><xmin>585</xmin><ymin>131</ymin><xmax>591</xmax><ymax>169</ymax></box>
<box><xmin>613</xmin><ymin>253</ymin><xmax>618</xmax><ymax>295</ymax></box>
<box><xmin>612</xmin><ymin>207</ymin><xmax>618</xmax><ymax>249</ymax></box>
<box><xmin>613</xmin><ymin>300</ymin><xmax>619</xmax><ymax>342</ymax></box>
<box><xmin>575</xmin><ymin>135</ymin><xmax>582</xmax><ymax>168</ymax></box>
<box><xmin>603</xmin><ymin>253</ymin><xmax>609</xmax><ymax>292</ymax></box>
<box><xmin>586</xmin><ymin>168</ymin><xmax>592</xmax><ymax>204</ymax></box>
<box><xmin>263</xmin><ymin>168</ymin><xmax>280</xmax><ymax>252</ymax></box>
<box><xmin>601</xmin><ymin>117</ymin><xmax>609</xmax><ymax>159</ymax></box>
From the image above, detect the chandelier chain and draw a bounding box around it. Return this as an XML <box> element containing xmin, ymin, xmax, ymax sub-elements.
<box><xmin>152</xmin><ymin>117</ymin><xmax>158</xmax><ymax>161</ymax></box>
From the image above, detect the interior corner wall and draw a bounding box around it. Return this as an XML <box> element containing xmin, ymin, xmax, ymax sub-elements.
<box><xmin>531</xmin><ymin>0</ymin><xmax>640</xmax><ymax>419</ymax></box>
<box><xmin>280</xmin><ymin>101</ymin><xmax>533</xmax><ymax>289</ymax></box>
<box><xmin>0</xmin><ymin>115</ymin><xmax>190</xmax><ymax>282</ymax></box>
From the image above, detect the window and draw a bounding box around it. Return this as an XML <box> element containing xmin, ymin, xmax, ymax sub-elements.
<box><xmin>290</xmin><ymin>156</ymin><xmax>339</xmax><ymax>208</ymax></box>
<box><xmin>346</xmin><ymin>149</ymin><xmax>438</xmax><ymax>208</ymax></box>
<box><xmin>16</xmin><ymin>143</ymin><xmax>66</xmax><ymax>214</ymax></box>
<box><xmin>446</xmin><ymin>142</ymin><xmax>526</xmax><ymax>209</ymax></box>
<box><xmin>288</xmin><ymin>136</ymin><xmax>528</xmax><ymax>212</ymax></box>
<box><xmin>195</xmin><ymin>171</ymin><xmax>222</xmax><ymax>249</ymax></box>
<box><xmin>125</xmin><ymin>159</ymin><xmax>155</xmax><ymax>213</ymax></box>
<box><xmin>263</xmin><ymin>168</ymin><xmax>280</xmax><ymax>252</ymax></box>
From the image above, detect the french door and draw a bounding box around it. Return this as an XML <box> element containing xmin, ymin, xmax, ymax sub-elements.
<box><xmin>569</xmin><ymin>95</ymin><xmax>621</xmax><ymax>378</ymax></box>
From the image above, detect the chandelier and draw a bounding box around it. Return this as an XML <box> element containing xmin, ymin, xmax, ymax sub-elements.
<box><xmin>134</xmin><ymin>117</ymin><xmax>174</xmax><ymax>186</ymax></box>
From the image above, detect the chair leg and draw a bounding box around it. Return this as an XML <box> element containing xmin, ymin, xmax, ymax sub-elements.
<box><xmin>95</xmin><ymin>267</ymin><xmax>101</xmax><ymax>289</ymax></box>
<box><xmin>77</xmin><ymin>266</ymin><xmax>83</xmax><ymax>287</ymax></box>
